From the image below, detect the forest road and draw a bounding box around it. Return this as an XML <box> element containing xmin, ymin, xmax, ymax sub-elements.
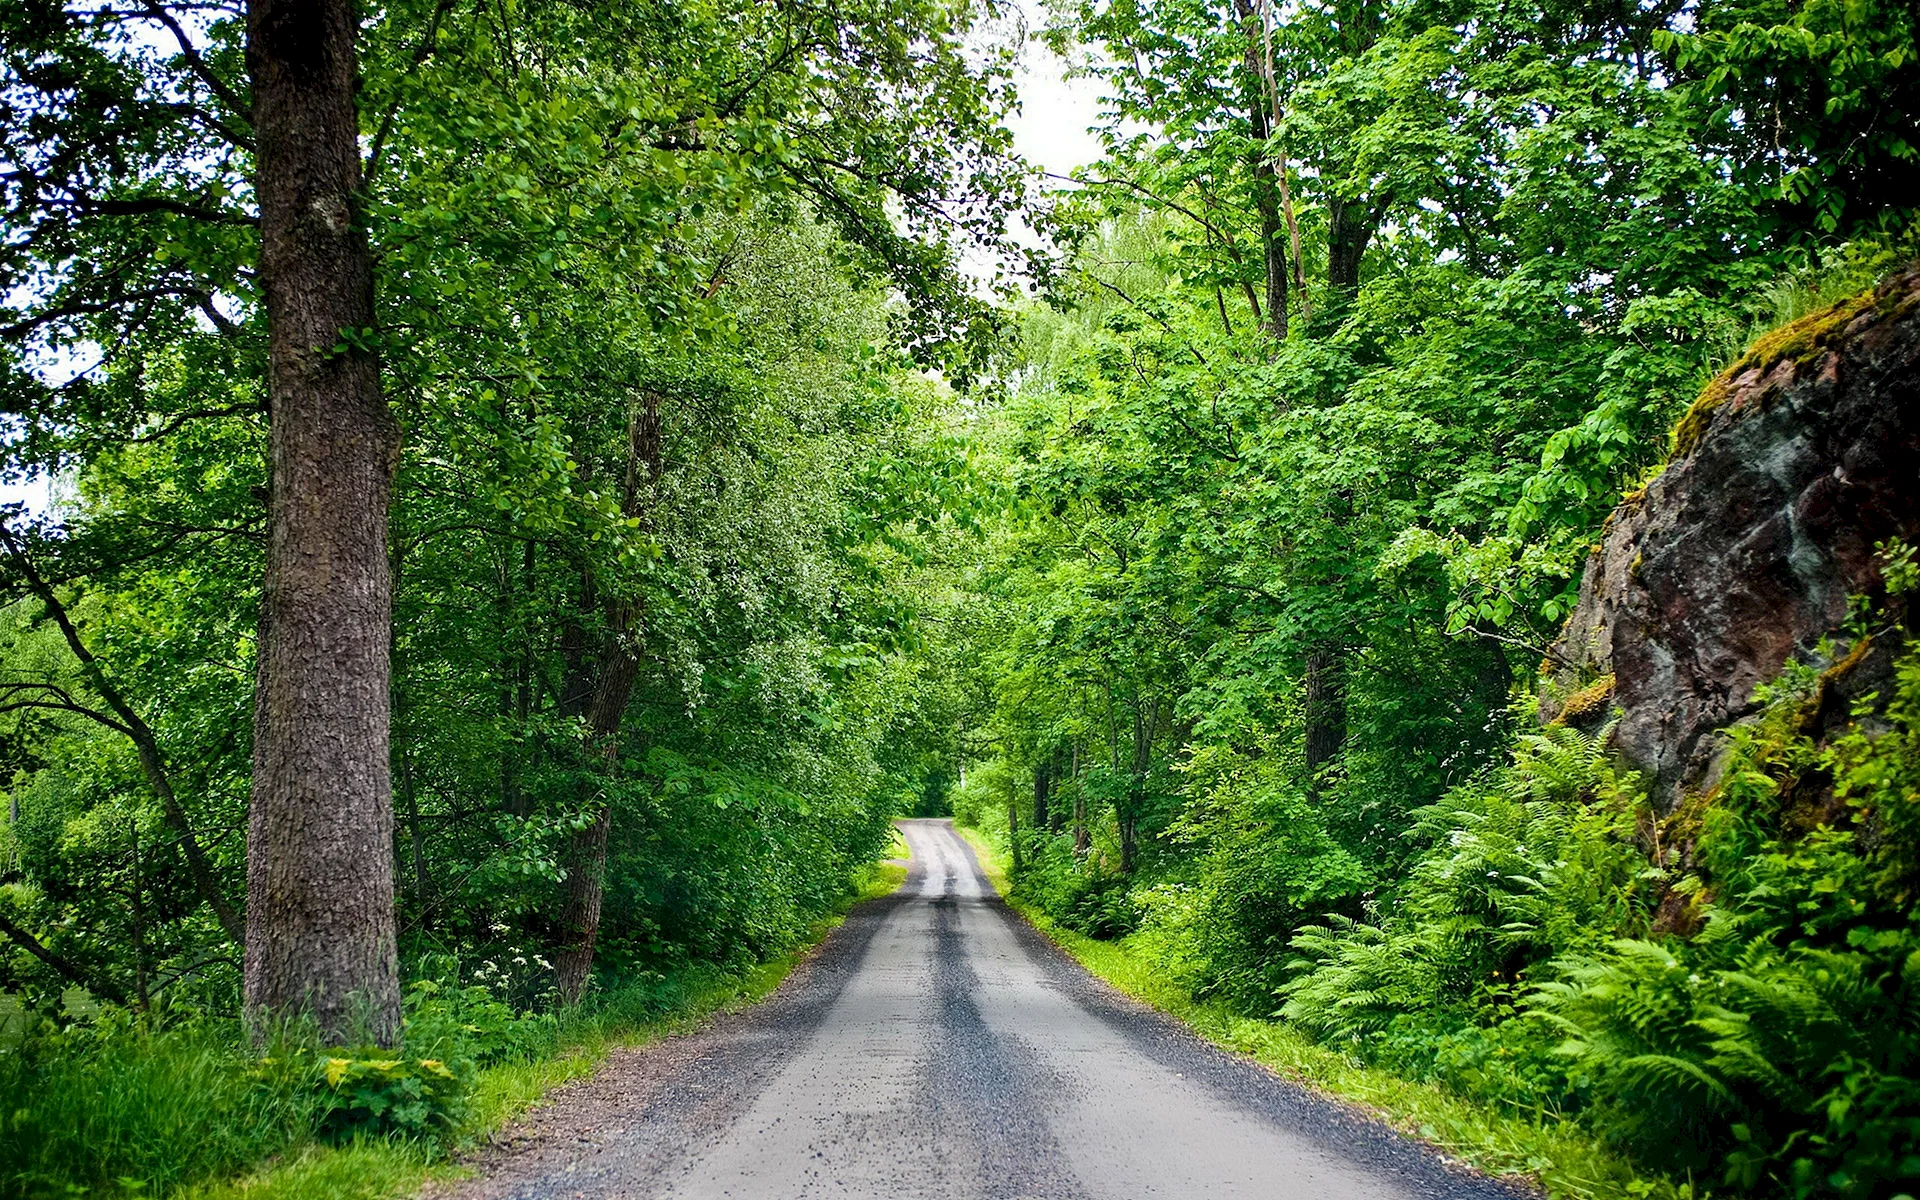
<box><xmin>441</xmin><ymin>818</ymin><xmax>1529</xmax><ymax>1200</ymax></box>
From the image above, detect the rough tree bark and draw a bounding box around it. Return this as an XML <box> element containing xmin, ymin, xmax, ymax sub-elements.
<box><xmin>243</xmin><ymin>0</ymin><xmax>402</xmax><ymax>1045</ymax></box>
<box><xmin>551</xmin><ymin>392</ymin><xmax>663</xmax><ymax>1005</ymax></box>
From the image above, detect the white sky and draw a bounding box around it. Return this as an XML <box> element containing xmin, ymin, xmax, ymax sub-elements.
<box><xmin>959</xmin><ymin>40</ymin><xmax>1108</xmax><ymax>292</ymax></box>
<box><xmin>0</xmin><ymin>479</ymin><xmax>51</xmax><ymax>512</ymax></box>
<box><xmin>1007</xmin><ymin>44</ymin><xmax>1106</xmax><ymax>181</ymax></box>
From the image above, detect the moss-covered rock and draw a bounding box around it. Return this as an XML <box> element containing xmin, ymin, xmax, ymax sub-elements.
<box><xmin>1539</xmin><ymin>261</ymin><xmax>1920</xmax><ymax>811</ymax></box>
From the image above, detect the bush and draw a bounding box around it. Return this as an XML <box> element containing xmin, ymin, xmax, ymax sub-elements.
<box><xmin>1175</xmin><ymin>749</ymin><xmax>1373</xmax><ymax>1006</ymax></box>
<box><xmin>0</xmin><ymin>970</ymin><xmax>580</xmax><ymax>1196</ymax></box>
<box><xmin>403</xmin><ymin>977</ymin><xmax>558</xmax><ymax>1069</ymax></box>
<box><xmin>310</xmin><ymin>1048</ymin><xmax>468</xmax><ymax>1140</ymax></box>
<box><xmin>1015</xmin><ymin>837</ymin><xmax>1143</xmax><ymax>938</ymax></box>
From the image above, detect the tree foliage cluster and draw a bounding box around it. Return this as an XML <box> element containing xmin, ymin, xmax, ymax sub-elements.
<box><xmin>939</xmin><ymin>0</ymin><xmax>1919</xmax><ymax>1192</ymax></box>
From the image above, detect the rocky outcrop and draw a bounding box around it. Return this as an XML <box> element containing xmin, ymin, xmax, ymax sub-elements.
<box><xmin>1540</xmin><ymin>264</ymin><xmax>1920</xmax><ymax>812</ymax></box>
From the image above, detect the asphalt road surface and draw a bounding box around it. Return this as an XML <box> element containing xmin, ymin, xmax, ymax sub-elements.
<box><xmin>446</xmin><ymin>818</ymin><xmax>1527</xmax><ymax>1200</ymax></box>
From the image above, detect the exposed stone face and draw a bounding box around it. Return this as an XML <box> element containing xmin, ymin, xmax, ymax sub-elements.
<box><xmin>1541</xmin><ymin>264</ymin><xmax>1920</xmax><ymax>812</ymax></box>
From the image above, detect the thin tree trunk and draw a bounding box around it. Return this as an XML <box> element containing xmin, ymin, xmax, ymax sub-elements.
<box><xmin>1048</xmin><ymin>743</ymin><xmax>1067</xmax><ymax>832</ymax></box>
<box><xmin>1119</xmin><ymin>695</ymin><xmax>1160</xmax><ymax>874</ymax></box>
<box><xmin>1235</xmin><ymin>0</ymin><xmax>1287</xmax><ymax>338</ymax></box>
<box><xmin>1303</xmin><ymin>643</ymin><xmax>1347</xmax><ymax>796</ymax></box>
<box><xmin>551</xmin><ymin>392</ymin><xmax>662</xmax><ymax>1004</ymax></box>
<box><xmin>244</xmin><ymin>0</ymin><xmax>401</xmax><ymax>1045</ymax></box>
<box><xmin>1071</xmin><ymin>734</ymin><xmax>1088</xmax><ymax>854</ymax></box>
<box><xmin>400</xmin><ymin>744</ymin><xmax>427</xmax><ymax>910</ymax></box>
<box><xmin>130</xmin><ymin>817</ymin><xmax>148</xmax><ymax>1013</ymax></box>
<box><xmin>1032</xmin><ymin>752</ymin><xmax>1051</xmax><ymax>834</ymax></box>
<box><xmin>1254</xmin><ymin>158</ymin><xmax>1287</xmax><ymax>338</ymax></box>
<box><xmin>1007</xmin><ymin>774</ymin><xmax>1023</xmax><ymax>874</ymax></box>
<box><xmin>1326</xmin><ymin>196</ymin><xmax>1378</xmax><ymax>299</ymax></box>
<box><xmin>1254</xmin><ymin>0</ymin><xmax>1309</xmax><ymax>318</ymax></box>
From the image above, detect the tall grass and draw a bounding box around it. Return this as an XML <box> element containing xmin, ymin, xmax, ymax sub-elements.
<box><xmin>0</xmin><ymin>1017</ymin><xmax>316</xmax><ymax>1198</ymax></box>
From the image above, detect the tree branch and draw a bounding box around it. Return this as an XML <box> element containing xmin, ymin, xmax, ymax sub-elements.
<box><xmin>0</xmin><ymin>909</ymin><xmax>131</xmax><ymax>1006</ymax></box>
<box><xmin>139</xmin><ymin>0</ymin><xmax>252</xmax><ymax>120</ymax></box>
<box><xmin>0</xmin><ymin>519</ymin><xmax>245</xmax><ymax>943</ymax></box>
<box><xmin>364</xmin><ymin>0</ymin><xmax>459</xmax><ymax>184</ymax></box>
<box><xmin>130</xmin><ymin>401</ymin><xmax>263</xmax><ymax>443</ymax></box>
<box><xmin>0</xmin><ymin>682</ymin><xmax>136</xmax><ymax>735</ymax></box>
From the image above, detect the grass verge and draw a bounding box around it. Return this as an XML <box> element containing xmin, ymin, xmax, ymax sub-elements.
<box><xmin>178</xmin><ymin>859</ymin><xmax>908</xmax><ymax>1200</ymax></box>
<box><xmin>950</xmin><ymin>822</ymin><xmax>1689</xmax><ymax>1200</ymax></box>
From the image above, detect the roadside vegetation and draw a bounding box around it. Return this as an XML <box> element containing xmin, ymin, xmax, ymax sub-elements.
<box><xmin>940</xmin><ymin>237</ymin><xmax>1920</xmax><ymax>1198</ymax></box>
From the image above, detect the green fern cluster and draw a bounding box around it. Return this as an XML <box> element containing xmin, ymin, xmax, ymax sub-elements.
<box><xmin>1281</xmin><ymin>723</ymin><xmax>1651</xmax><ymax>1038</ymax></box>
<box><xmin>1279</xmin><ymin>640</ymin><xmax>1920</xmax><ymax>1197</ymax></box>
<box><xmin>1533</xmin><ymin>644</ymin><xmax>1920</xmax><ymax>1195</ymax></box>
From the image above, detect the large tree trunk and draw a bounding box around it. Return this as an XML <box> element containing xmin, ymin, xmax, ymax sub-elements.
<box><xmin>550</xmin><ymin>392</ymin><xmax>663</xmax><ymax>1004</ymax></box>
<box><xmin>243</xmin><ymin>0</ymin><xmax>402</xmax><ymax>1046</ymax></box>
